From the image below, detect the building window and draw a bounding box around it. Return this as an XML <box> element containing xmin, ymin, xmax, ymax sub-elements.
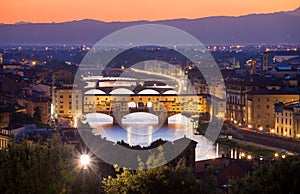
<box><xmin>60</xmin><ymin>95</ymin><xmax>63</xmax><ymax>98</ymax></box>
<box><xmin>266</xmin><ymin>105</ymin><xmax>269</xmax><ymax>109</ymax></box>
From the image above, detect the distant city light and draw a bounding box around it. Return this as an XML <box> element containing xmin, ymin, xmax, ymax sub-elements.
<box><xmin>259</xmin><ymin>127</ymin><xmax>263</xmax><ymax>131</ymax></box>
<box><xmin>247</xmin><ymin>155</ymin><xmax>252</xmax><ymax>160</ymax></box>
<box><xmin>283</xmin><ymin>131</ymin><xmax>287</xmax><ymax>136</ymax></box>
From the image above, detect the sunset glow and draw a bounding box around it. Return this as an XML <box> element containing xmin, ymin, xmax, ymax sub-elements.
<box><xmin>1</xmin><ymin>0</ymin><xmax>299</xmax><ymax>24</ymax></box>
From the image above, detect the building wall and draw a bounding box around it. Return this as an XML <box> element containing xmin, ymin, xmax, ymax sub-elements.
<box><xmin>275</xmin><ymin>109</ymin><xmax>293</xmax><ymax>137</ymax></box>
<box><xmin>54</xmin><ymin>88</ymin><xmax>82</xmax><ymax>118</ymax></box>
<box><xmin>0</xmin><ymin>135</ymin><xmax>9</xmax><ymax>150</ymax></box>
<box><xmin>226</xmin><ymin>85</ymin><xmax>247</xmax><ymax>125</ymax></box>
<box><xmin>275</xmin><ymin>106</ymin><xmax>300</xmax><ymax>138</ymax></box>
<box><xmin>247</xmin><ymin>94</ymin><xmax>298</xmax><ymax>130</ymax></box>
<box><xmin>0</xmin><ymin>112</ymin><xmax>10</xmax><ymax>128</ymax></box>
<box><xmin>17</xmin><ymin>98</ymin><xmax>50</xmax><ymax>124</ymax></box>
<box><xmin>52</xmin><ymin>69</ymin><xmax>73</xmax><ymax>85</ymax></box>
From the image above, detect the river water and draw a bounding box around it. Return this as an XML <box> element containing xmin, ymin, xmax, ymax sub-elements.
<box><xmin>84</xmin><ymin>113</ymin><xmax>219</xmax><ymax>161</ymax></box>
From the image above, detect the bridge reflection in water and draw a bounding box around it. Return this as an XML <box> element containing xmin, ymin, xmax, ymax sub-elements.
<box><xmin>86</xmin><ymin>112</ymin><xmax>219</xmax><ymax>161</ymax></box>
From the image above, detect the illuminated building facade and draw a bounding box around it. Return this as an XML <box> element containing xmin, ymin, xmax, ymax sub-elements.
<box><xmin>275</xmin><ymin>103</ymin><xmax>300</xmax><ymax>138</ymax></box>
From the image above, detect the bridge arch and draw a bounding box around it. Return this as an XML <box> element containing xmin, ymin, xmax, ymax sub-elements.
<box><xmin>84</xmin><ymin>113</ymin><xmax>113</xmax><ymax>126</ymax></box>
<box><xmin>168</xmin><ymin>113</ymin><xmax>190</xmax><ymax>124</ymax></box>
<box><xmin>122</xmin><ymin>112</ymin><xmax>158</xmax><ymax>123</ymax></box>
<box><xmin>109</xmin><ymin>88</ymin><xmax>135</xmax><ymax>95</ymax></box>
<box><xmin>163</xmin><ymin>90</ymin><xmax>177</xmax><ymax>95</ymax></box>
<box><xmin>84</xmin><ymin>89</ymin><xmax>106</xmax><ymax>95</ymax></box>
<box><xmin>137</xmin><ymin>89</ymin><xmax>160</xmax><ymax>95</ymax></box>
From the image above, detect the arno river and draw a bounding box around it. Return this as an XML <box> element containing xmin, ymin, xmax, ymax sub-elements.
<box><xmin>84</xmin><ymin>112</ymin><xmax>219</xmax><ymax>161</ymax></box>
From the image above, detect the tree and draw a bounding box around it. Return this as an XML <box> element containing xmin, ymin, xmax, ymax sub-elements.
<box><xmin>102</xmin><ymin>150</ymin><xmax>202</xmax><ymax>194</ymax></box>
<box><xmin>10</xmin><ymin>112</ymin><xmax>34</xmax><ymax>127</ymax></box>
<box><xmin>0</xmin><ymin>134</ymin><xmax>83</xmax><ymax>194</ymax></box>
<box><xmin>229</xmin><ymin>156</ymin><xmax>300</xmax><ymax>194</ymax></box>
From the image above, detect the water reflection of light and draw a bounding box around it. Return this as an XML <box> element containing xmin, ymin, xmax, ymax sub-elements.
<box><xmin>126</xmin><ymin>125</ymin><xmax>154</xmax><ymax>146</ymax></box>
<box><xmin>84</xmin><ymin>113</ymin><xmax>218</xmax><ymax>161</ymax></box>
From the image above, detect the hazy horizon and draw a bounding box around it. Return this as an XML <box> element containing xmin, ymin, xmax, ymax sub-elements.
<box><xmin>1</xmin><ymin>0</ymin><xmax>299</xmax><ymax>24</ymax></box>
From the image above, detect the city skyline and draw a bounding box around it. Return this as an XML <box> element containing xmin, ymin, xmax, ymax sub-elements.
<box><xmin>1</xmin><ymin>0</ymin><xmax>300</xmax><ymax>24</ymax></box>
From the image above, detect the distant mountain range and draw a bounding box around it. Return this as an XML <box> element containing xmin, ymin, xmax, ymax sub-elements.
<box><xmin>0</xmin><ymin>7</ymin><xmax>300</xmax><ymax>45</ymax></box>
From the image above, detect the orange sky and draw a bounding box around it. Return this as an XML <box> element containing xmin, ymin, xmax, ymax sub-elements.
<box><xmin>1</xmin><ymin>0</ymin><xmax>299</xmax><ymax>24</ymax></box>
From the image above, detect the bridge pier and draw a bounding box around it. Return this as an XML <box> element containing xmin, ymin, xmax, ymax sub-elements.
<box><xmin>158</xmin><ymin>112</ymin><xmax>168</xmax><ymax>126</ymax></box>
<box><xmin>112</xmin><ymin>116</ymin><xmax>121</xmax><ymax>126</ymax></box>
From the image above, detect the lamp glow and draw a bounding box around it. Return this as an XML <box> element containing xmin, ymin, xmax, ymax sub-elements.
<box><xmin>80</xmin><ymin>155</ymin><xmax>90</xmax><ymax>168</ymax></box>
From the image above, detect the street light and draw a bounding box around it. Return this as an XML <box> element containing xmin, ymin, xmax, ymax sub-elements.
<box><xmin>80</xmin><ymin>154</ymin><xmax>90</xmax><ymax>194</ymax></box>
<box><xmin>80</xmin><ymin>154</ymin><xmax>90</xmax><ymax>169</ymax></box>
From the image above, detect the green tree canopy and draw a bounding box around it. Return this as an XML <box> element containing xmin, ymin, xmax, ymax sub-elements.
<box><xmin>0</xmin><ymin>134</ymin><xmax>93</xmax><ymax>194</ymax></box>
<box><xmin>102</xmin><ymin>148</ymin><xmax>202</xmax><ymax>194</ymax></box>
<box><xmin>229</xmin><ymin>156</ymin><xmax>300</xmax><ymax>194</ymax></box>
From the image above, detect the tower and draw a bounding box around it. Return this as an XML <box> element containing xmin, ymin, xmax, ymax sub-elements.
<box><xmin>263</xmin><ymin>52</ymin><xmax>268</xmax><ymax>71</ymax></box>
<box><xmin>0</xmin><ymin>53</ymin><xmax>3</xmax><ymax>64</ymax></box>
<box><xmin>249</xmin><ymin>59</ymin><xmax>257</xmax><ymax>75</ymax></box>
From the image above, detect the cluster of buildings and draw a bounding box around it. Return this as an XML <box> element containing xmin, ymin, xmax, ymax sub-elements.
<box><xmin>222</xmin><ymin>52</ymin><xmax>300</xmax><ymax>138</ymax></box>
<box><xmin>1</xmin><ymin>49</ymin><xmax>300</xmax><ymax>151</ymax></box>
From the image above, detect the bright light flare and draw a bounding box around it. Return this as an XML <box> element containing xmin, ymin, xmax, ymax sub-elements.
<box><xmin>80</xmin><ymin>155</ymin><xmax>90</xmax><ymax>168</ymax></box>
